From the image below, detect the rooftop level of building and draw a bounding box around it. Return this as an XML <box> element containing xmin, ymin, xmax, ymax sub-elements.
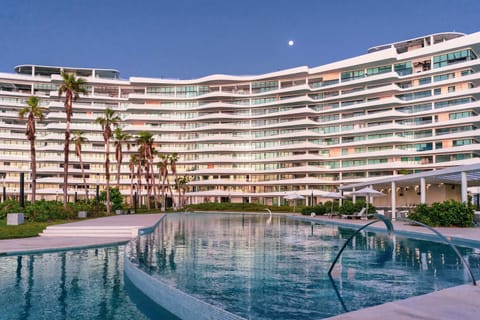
<box><xmin>14</xmin><ymin>64</ymin><xmax>120</xmax><ymax>80</ymax></box>
<box><xmin>368</xmin><ymin>32</ymin><xmax>465</xmax><ymax>54</ymax></box>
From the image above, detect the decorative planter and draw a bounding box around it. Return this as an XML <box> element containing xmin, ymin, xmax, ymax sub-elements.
<box><xmin>7</xmin><ymin>213</ymin><xmax>24</xmax><ymax>225</ymax></box>
<box><xmin>78</xmin><ymin>211</ymin><xmax>87</xmax><ymax>218</ymax></box>
<box><xmin>115</xmin><ymin>209</ymin><xmax>123</xmax><ymax>215</ymax></box>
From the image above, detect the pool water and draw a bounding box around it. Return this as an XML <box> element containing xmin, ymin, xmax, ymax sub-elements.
<box><xmin>128</xmin><ymin>213</ymin><xmax>480</xmax><ymax>320</ymax></box>
<box><xmin>0</xmin><ymin>245</ymin><xmax>176</xmax><ymax>320</ymax></box>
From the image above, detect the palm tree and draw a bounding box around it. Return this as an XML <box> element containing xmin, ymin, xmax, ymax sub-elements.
<box><xmin>128</xmin><ymin>154</ymin><xmax>137</xmax><ymax>206</ymax></box>
<box><xmin>58</xmin><ymin>71</ymin><xmax>87</xmax><ymax>208</ymax></box>
<box><xmin>96</xmin><ymin>108</ymin><xmax>121</xmax><ymax>215</ymax></box>
<box><xmin>113</xmin><ymin>128</ymin><xmax>132</xmax><ymax>190</ymax></box>
<box><xmin>158</xmin><ymin>153</ymin><xmax>169</xmax><ymax>212</ymax></box>
<box><xmin>169</xmin><ymin>153</ymin><xmax>179</xmax><ymax>209</ymax></box>
<box><xmin>72</xmin><ymin>131</ymin><xmax>89</xmax><ymax>201</ymax></box>
<box><xmin>176</xmin><ymin>175</ymin><xmax>190</xmax><ymax>208</ymax></box>
<box><xmin>137</xmin><ymin>131</ymin><xmax>158</xmax><ymax>209</ymax></box>
<box><xmin>19</xmin><ymin>96</ymin><xmax>44</xmax><ymax>203</ymax></box>
<box><xmin>136</xmin><ymin>153</ymin><xmax>146</xmax><ymax>208</ymax></box>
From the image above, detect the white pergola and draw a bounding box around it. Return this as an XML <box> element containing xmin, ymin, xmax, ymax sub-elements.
<box><xmin>340</xmin><ymin>163</ymin><xmax>480</xmax><ymax>220</ymax></box>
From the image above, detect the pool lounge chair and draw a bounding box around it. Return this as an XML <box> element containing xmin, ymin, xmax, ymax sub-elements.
<box><xmin>342</xmin><ymin>208</ymin><xmax>367</xmax><ymax>219</ymax></box>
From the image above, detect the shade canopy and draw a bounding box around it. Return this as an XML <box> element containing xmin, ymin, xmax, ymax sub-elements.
<box><xmin>320</xmin><ymin>191</ymin><xmax>344</xmax><ymax>199</ymax></box>
<box><xmin>283</xmin><ymin>192</ymin><xmax>305</xmax><ymax>200</ymax></box>
<box><xmin>350</xmin><ymin>187</ymin><xmax>385</xmax><ymax>197</ymax></box>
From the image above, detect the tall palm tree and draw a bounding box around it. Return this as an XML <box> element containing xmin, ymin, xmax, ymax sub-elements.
<box><xmin>136</xmin><ymin>153</ymin><xmax>145</xmax><ymax>208</ymax></box>
<box><xmin>71</xmin><ymin>131</ymin><xmax>89</xmax><ymax>201</ymax></box>
<box><xmin>58</xmin><ymin>71</ymin><xmax>87</xmax><ymax>208</ymax></box>
<box><xmin>176</xmin><ymin>175</ymin><xmax>189</xmax><ymax>208</ymax></box>
<box><xmin>113</xmin><ymin>127</ymin><xmax>132</xmax><ymax>190</ymax></box>
<box><xmin>137</xmin><ymin>131</ymin><xmax>158</xmax><ymax>209</ymax></box>
<box><xmin>128</xmin><ymin>154</ymin><xmax>137</xmax><ymax>206</ymax></box>
<box><xmin>158</xmin><ymin>153</ymin><xmax>169</xmax><ymax>212</ymax></box>
<box><xmin>169</xmin><ymin>153</ymin><xmax>179</xmax><ymax>209</ymax></box>
<box><xmin>96</xmin><ymin>108</ymin><xmax>121</xmax><ymax>215</ymax></box>
<box><xmin>19</xmin><ymin>96</ymin><xmax>44</xmax><ymax>203</ymax></box>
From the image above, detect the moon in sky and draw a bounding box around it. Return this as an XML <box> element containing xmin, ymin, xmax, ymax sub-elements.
<box><xmin>288</xmin><ymin>40</ymin><xmax>294</xmax><ymax>47</ymax></box>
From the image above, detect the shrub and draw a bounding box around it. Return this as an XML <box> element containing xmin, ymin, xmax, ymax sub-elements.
<box><xmin>408</xmin><ymin>200</ymin><xmax>474</xmax><ymax>227</ymax></box>
<box><xmin>338</xmin><ymin>200</ymin><xmax>376</xmax><ymax>215</ymax></box>
<box><xmin>185</xmin><ymin>202</ymin><xmax>294</xmax><ymax>213</ymax></box>
<box><xmin>24</xmin><ymin>200</ymin><xmax>75</xmax><ymax>222</ymax></box>
<box><xmin>0</xmin><ymin>200</ymin><xmax>24</xmax><ymax>219</ymax></box>
<box><xmin>99</xmin><ymin>187</ymin><xmax>124</xmax><ymax>211</ymax></box>
<box><xmin>301</xmin><ymin>204</ymin><xmax>327</xmax><ymax>216</ymax></box>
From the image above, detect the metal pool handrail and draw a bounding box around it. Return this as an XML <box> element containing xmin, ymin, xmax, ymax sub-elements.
<box><xmin>327</xmin><ymin>215</ymin><xmax>477</xmax><ymax>286</ymax></box>
<box><xmin>398</xmin><ymin>218</ymin><xmax>477</xmax><ymax>286</ymax></box>
<box><xmin>327</xmin><ymin>214</ymin><xmax>394</xmax><ymax>275</ymax></box>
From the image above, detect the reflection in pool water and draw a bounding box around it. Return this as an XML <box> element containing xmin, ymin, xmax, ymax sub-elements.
<box><xmin>0</xmin><ymin>246</ymin><xmax>171</xmax><ymax>320</ymax></box>
<box><xmin>128</xmin><ymin>213</ymin><xmax>480</xmax><ymax>320</ymax></box>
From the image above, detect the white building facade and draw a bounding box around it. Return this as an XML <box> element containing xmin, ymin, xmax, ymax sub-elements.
<box><xmin>1</xmin><ymin>32</ymin><xmax>480</xmax><ymax>205</ymax></box>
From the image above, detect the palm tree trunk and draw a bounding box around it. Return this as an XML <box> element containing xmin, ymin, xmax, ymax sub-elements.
<box><xmin>105</xmin><ymin>141</ymin><xmax>111</xmax><ymax>215</ymax></box>
<box><xmin>30</xmin><ymin>138</ymin><xmax>36</xmax><ymax>204</ymax></box>
<box><xmin>160</xmin><ymin>168</ymin><xmax>166</xmax><ymax>212</ymax></box>
<box><xmin>79</xmin><ymin>153</ymin><xmax>89</xmax><ymax>201</ymax></box>
<box><xmin>116</xmin><ymin>152</ymin><xmax>122</xmax><ymax>190</ymax></box>
<box><xmin>144</xmin><ymin>164</ymin><xmax>151</xmax><ymax>210</ymax></box>
<box><xmin>150</xmin><ymin>158</ymin><xmax>158</xmax><ymax>209</ymax></box>
<box><xmin>130</xmin><ymin>165</ymin><xmax>134</xmax><ymax>206</ymax></box>
<box><xmin>63</xmin><ymin>94</ymin><xmax>72</xmax><ymax>208</ymax></box>
<box><xmin>137</xmin><ymin>165</ymin><xmax>142</xmax><ymax>208</ymax></box>
<box><xmin>166</xmin><ymin>176</ymin><xmax>174</xmax><ymax>207</ymax></box>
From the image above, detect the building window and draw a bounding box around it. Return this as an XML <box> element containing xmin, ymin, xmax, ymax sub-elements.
<box><xmin>394</xmin><ymin>62</ymin><xmax>412</xmax><ymax>76</ymax></box>
<box><xmin>341</xmin><ymin>70</ymin><xmax>365</xmax><ymax>82</ymax></box>
<box><xmin>434</xmin><ymin>88</ymin><xmax>441</xmax><ymax>95</ymax></box>
<box><xmin>433</xmin><ymin>49</ymin><xmax>477</xmax><ymax>69</ymax></box>
<box><xmin>448</xmin><ymin>86</ymin><xmax>455</xmax><ymax>93</ymax></box>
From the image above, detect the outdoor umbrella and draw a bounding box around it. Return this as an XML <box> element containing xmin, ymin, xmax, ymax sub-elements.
<box><xmin>349</xmin><ymin>187</ymin><xmax>385</xmax><ymax>219</ymax></box>
<box><xmin>283</xmin><ymin>192</ymin><xmax>305</xmax><ymax>212</ymax></box>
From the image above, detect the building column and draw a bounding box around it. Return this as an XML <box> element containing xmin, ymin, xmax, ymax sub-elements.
<box><xmin>278</xmin><ymin>196</ymin><xmax>281</xmax><ymax>207</ymax></box>
<box><xmin>352</xmin><ymin>188</ymin><xmax>356</xmax><ymax>204</ymax></box>
<box><xmin>461</xmin><ymin>171</ymin><xmax>468</xmax><ymax>203</ymax></box>
<box><xmin>391</xmin><ymin>181</ymin><xmax>396</xmax><ymax>220</ymax></box>
<box><xmin>420</xmin><ymin>178</ymin><xmax>426</xmax><ymax>204</ymax></box>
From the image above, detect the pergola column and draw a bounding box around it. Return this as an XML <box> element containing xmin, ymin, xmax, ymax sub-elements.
<box><xmin>420</xmin><ymin>177</ymin><xmax>426</xmax><ymax>204</ymax></box>
<box><xmin>391</xmin><ymin>181</ymin><xmax>396</xmax><ymax>220</ymax></box>
<box><xmin>461</xmin><ymin>171</ymin><xmax>468</xmax><ymax>203</ymax></box>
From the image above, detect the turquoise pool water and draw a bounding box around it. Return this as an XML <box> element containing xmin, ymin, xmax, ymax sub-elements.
<box><xmin>0</xmin><ymin>245</ymin><xmax>176</xmax><ymax>320</ymax></box>
<box><xmin>128</xmin><ymin>213</ymin><xmax>480</xmax><ymax>319</ymax></box>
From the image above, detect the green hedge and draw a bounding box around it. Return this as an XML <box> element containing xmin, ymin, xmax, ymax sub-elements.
<box><xmin>185</xmin><ymin>202</ymin><xmax>295</xmax><ymax>212</ymax></box>
<box><xmin>408</xmin><ymin>200</ymin><xmax>474</xmax><ymax>227</ymax></box>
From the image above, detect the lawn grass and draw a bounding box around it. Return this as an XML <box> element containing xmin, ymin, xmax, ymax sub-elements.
<box><xmin>0</xmin><ymin>219</ymin><xmax>71</xmax><ymax>240</ymax></box>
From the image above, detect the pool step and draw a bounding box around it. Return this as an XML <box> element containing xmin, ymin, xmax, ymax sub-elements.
<box><xmin>39</xmin><ymin>225</ymin><xmax>140</xmax><ymax>238</ymax></box>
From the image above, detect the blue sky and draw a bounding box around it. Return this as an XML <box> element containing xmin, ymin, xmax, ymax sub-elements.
<box><xmin>1</xmin><ymin>0</ymin><xmax>479</xmax><ymax>79</ymax></box>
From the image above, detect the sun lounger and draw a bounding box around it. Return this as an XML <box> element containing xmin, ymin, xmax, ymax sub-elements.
<box><xmin>341</xmin><ymin>208</ymin><xmax>366</xmax><ymax>219</ymax></box>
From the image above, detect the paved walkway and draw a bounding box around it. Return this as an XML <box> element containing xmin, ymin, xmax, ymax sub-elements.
<box><xmin>0</xmin><ymin>213</ymin><xmax>164</xmax><ymax>255</ymax></box>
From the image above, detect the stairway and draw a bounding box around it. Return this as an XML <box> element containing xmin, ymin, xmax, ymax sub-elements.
<box><xmin>39</xmin><ymin>225</ymin><xmax>140</xmax><ymax>238</ymax></box>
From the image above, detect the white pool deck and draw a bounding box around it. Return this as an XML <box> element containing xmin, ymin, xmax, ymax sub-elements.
<box><xmin>0</xmin><ymin>212</ymin><xmax>479</xmax><ymax>319</ymax></box>
<box><xmin>0</xmin><ymin>213</ymin><xmax>164</xmax><ymax>254</ymax></box>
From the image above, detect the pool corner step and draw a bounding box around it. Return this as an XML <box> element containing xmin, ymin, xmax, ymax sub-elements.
<box><xmin>39</xmin><ymin>225</ymin><xmax>140</xmax><ymax>238</ymax></box>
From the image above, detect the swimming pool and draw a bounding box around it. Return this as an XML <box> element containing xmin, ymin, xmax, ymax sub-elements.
<box><xmin>0</xmin><ymin>245</ymin><xmax>177</xmax><ymax>320</ymax></box>
<box><xmin>126</xmin><ymin>213</ymin><xmax>480</xmax><ymax>319</ymax></box>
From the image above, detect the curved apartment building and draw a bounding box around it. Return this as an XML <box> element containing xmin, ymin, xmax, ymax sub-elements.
<box><xmin>1</xmin><ymin>31</ymin><xmax>480</xmax><ymax>205</ymax></box>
